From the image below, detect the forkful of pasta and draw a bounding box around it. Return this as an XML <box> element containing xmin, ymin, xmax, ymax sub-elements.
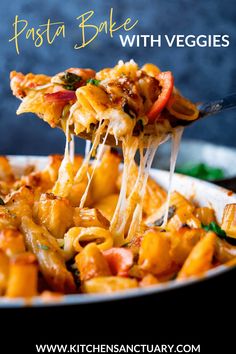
<box><xmin>9</xmin><ymin>60</ymin><xmax>236</xmax><ymax>247</ymax></box>
<box><xmin>10</xmin><ymin>60</ymin><xmax>236</xmax><ymax>149</ymax></box>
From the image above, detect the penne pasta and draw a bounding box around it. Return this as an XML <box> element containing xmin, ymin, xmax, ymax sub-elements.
<box><xmin>35</xmin><ymin>193</ymin><xmax>73</xmax><ymax>238</ymax></box>
<box><xmin>90</xmin><ymin>149</ymin><xmax>121</xmax><ymax>203</ymax></box>
<box><xmin>21</xmin><ymin>216</ymin><xmax>76</xmax><ymax>293</ymax></box>
<box><xmin>139</xmin><ymin>230</ymin><xmax>172</xmax><ymax>275</ymax></box>
<box><xmin>0</xmin><ymin>61</ymin><xmax>232</xmax><ymax>299</ymax></box>
<box><xmin>64</xmin><ymin>226</ymin><xmax>113</xmax><ymax>257</ymax></box>
<box><xmin>75</xmin><ymin>243</ymin><xmax>111</xmax><ymax>281</ymax></box>
<box><xmin>82</xmin><ymin>276</ymin><xmax>138</xmax><ymax>294</ymax></box>
<box><xmin>221</xmin><ymin>204</ymin><xmax>236</xmax><ymax>238</ymax></box>
<box><xmin>194</xmin><ymin>207</ymin><xmax>216</xmax><ymax>226</ymax></box>
<box><xmin>0</xmin><ymin>228</ymin><xmax>25</xmax><ymax>256</ymax></box>
<box><xmin>0</xmin><ymin>206</ymin><xmax>18</xmax><ymax>229</ymax></box>
<box><xmin>0</xmin><ymin>251</ymin><xmax>9</xmax><ymax>295</ymax></box>
<box><xmin>73</xmin><ymin>208</ymin><xmax>110</xmax><ymax>229</ymax></box>
<box><xmin>177</xmin><ymin>232</ymin><xmax>216</xmax><ymax>279</ymax></box>
<box><xmin>94</xmin><ymin>194</ymin><xmax>119</xmax><ymax>222</ymax></box>
<box><xmin>6</xmin><ymin>252</ymin><xmax>38</xmax><ymax>298</ymax></box>
<box><xmin>0</xmin><ymin>156</ymin><xmax>15</xmax><ymax>183</ymax></box>
<box><xmin>169</xmin><ymin>227</ymin><xmax>205</xmax><ymax>265</ymax></box>
<box><xmin>5</xmin><ymin>186</ymin><xmax>35</xmax><ymax>221</ymax></box>
<box><xmin>0</xmin><ymin>149</ymin><xmax>235</xmax><ymax>298</ymax></box>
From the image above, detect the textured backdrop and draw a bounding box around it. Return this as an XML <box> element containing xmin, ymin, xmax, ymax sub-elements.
<box><xmin>1</xmin><ymin>0</ymin><xmax>235</xmax><ymax>155</ymax></box>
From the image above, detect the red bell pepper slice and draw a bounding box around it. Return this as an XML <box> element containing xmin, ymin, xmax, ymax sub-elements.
<box><xmin>44</xmin><ymin>90</ymin><xmax>76</xmax><ymax>103</ymax></box>
<box><xmin>147</xmin><ymin>71</ymin><xmax>174</xmax><ymax>123</ymax></box>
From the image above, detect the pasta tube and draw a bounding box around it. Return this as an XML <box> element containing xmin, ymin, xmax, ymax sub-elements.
<box><xmin>82</xmin><ymin>276</ymin><xmax>138</xmax><ymax>294</ymax></box>
<box><xmin>221</xmin><ymin>204</ymin><xmax>236</xmax><ymax>239</ymax></box>
<box><xmin>0</xmin><ymin>156</ymin><xmax>15</xmax><ymax>182</ymax></box>
<box><xmin>64</xmin><ymin>226</ymin><xmax>113</xmax><ymax>259</ymax></box>
<box><xmin>138</xmin><ymin>230</ymin><xmax>172</xmax><ymax>275</ymax></box>
<box><xmin>0</xmin><ymin>206</ymin><xmax>18</xmax><ymax>229</ymax></box>
<box><xmin>194</xmin><ymin>207</ymin><xmax>216</xmax><ymax>226</ymax></box>
<box><xmin>94</xmin><ymin>194</ymin><xmax>119</xmax><ymax>222</ymax></box>
<box><xmin>167</xmin><ymin>94</ymin><xmax>199</xmax><ymax>121</ymax></box>
<box><xmin>215</xmin><ymin>237</ymin><xmax>236</xmax><ymax>263</ymax></box>
<box><xmin>6</xmin><ymin>252</ymin><xmax>38</xmax><ymax>298</ymax></box>
<box><xmin>21</xmin><ymin>216</ymin><xmax>76</xmax><ymax>293</ymax></box>
<box><xmin>90</xmin><ymin>149</ymin><xmax>120</xmax><ymax>203</ymax></box>
<box><xmin>0</xmin><ymin>228</ymin><xmax>25</xmax><ymax>256</ymax></box>
<box><xmin>5</xmin><ymin>186</ymin><xmax>34</xmax><ymax>221</ymax></box>
<box><xmin>169</xmin><ymin>227</ymin><xmax>204</xmax><ymax>265</ymax></box>
<box><xmin>73</xmin><ymin>208</ymin><xmax>110</xmax><ymax>228</ymax></box>
<box><xmin>0</xmin><ymin>251</ymin><xmax>9</xmax><ymax>295</ymax></box>
<box><xmin>75</xmin><ymin>243</ymin><xmax>111</xmax><ymax>281</ymax></box>
<box><xmin>177</xmin><ymin>231</ymin><xmax>216</xmax><ymax>279</ymax></box>
<box><xmin>35</xmin><ymin>193</ymin><xmax>73</xmax><ymax>238</ymax></box>
<box><xmin>139</xmin><ymin>274</ymin><xmax>159</xmax><ymax>287</ymax></box>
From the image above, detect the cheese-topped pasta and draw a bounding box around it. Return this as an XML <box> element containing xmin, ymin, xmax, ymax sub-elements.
<box><xmin>10</xmin><ymin>60</ymin><xmax>199</xmax><ymax>140</ymax></box>
<box><xmin>11</xmin><ymin>61</ymin><xmax>191</xmax><ymax>245</ymax></box>
<box><xmin>0</xmin><ymin>152</ymin><xmax>235</xmax><ymax>297</ymax></box>
<box><xmin>3</xmin><ymin>60</ymin><xmax>234</xmax><ymax>298</ymax></box>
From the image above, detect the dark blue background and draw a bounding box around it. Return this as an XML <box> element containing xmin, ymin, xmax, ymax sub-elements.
<box><xmin>1</xmin><ymin>0</ymin><xmax>235</xmax><ymax>155</ymax></box>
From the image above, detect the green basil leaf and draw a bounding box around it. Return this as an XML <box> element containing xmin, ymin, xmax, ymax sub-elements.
<box><xmin>62</xmin><ymin>72</ymin><xmax>81</xmax><ymax>85</ymax></box>
<box><xmin>86</xmin><ymin>78</ymin><xmax>101</xmax><ymax>86</ymax></box>
<box><xmin>202</xmin><ymin>221</ymin><xmax>227</xmax><ymax>238</ymax></box>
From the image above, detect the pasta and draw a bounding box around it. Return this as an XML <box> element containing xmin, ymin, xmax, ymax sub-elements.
<box><xmin>177</xmin><ymin>232</ymin><xmax>216</xmax><ymax>279</ymax></box>
<box><xmin>75</xmin><ymin>243</ymin><xmax>111</xmax><ymax>282</ymax></box>
<box><xmin>0</xmin><ymin>153</ymin><xmax>235</xmax><ymax>297</ymax></box>
<box><xmin>0</xmin><ymin>60</ymin><xmax>233</xmax><ymax>298</ymax></box>
<box><xmin>82</xmin><ymin>276</ymin><xmax>138</xmax><ymax>294</ymax></box>
<box><xmin>0</xmin><ymin>229</ymin><xmax>25</xmax><ymax>257</ymax></box>
<box><xmin>0</xmin><ymin>251</ymin><xmax>9</xmax><ymax>295</ymax></box>
<box><xmin>21</xmin><ymin>216</ymin><xmax>76</xmax><ymax>293</ymax></box>
<box><xmin>6</xmin><ymin>252</ymin><xmax>38</xmax><ymax>298</ymax></box>
<box><xmin>10</xmin><ymin>61</ymin><xmax>199</xmax><ymax>246</ymax></box>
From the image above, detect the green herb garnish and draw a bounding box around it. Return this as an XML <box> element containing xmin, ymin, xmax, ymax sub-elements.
<box><xmin>0</xmin><ymin>197</ymin><xmax>5</xmax><ymax>206</ymax></box>
<box><xmin>202</xmin><ymin>222</ymin><xmax>227</xmax><ymax>239</ymax></box>
<box><xmin>201</xmin><ymin>221</ymin><xmax>236</xmax><ymax>245</ymax></box>
<box><xmin>61</xmin><ymin>72</ymin><xmax>81</xmax><ymax>90</ymax></box>
<box><xmin>39</xmin><ymin>244</ymin><xmax>50</xmax><ymax>251</ymax></box>
<box><xmin>86</xmin><ymin>78</ymin><xmax>101</xmax><ymax>86</ymax></box>
<box><xmin>176</xmin><ymin>163</ymin><xmax>225</xmax><ymax>181</ymax></box>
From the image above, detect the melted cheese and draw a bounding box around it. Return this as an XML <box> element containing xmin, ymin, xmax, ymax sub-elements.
<box><xmin>51</xmin><ymin>61</ymin><xmax>184</xmax><ymax>245</ymax></box>
<box><xmin>69</xmin><ymin>135</ymin><xmax>75</xmax><ymax>163</ymax></box>
<box><xmin>110</xmin><ymin>136</ymin><xmax>139</xmax><ymax>245</ymax></box>
<box><xmin>74</xmin><ymin>120</ymin><xmax>106</xmax><ymax>183</ymax></box>
<box><xmin>128</xmin><ymin>136</ymin><xmax>165</xmax><ymax>240</ymax></box>
<box><xmin>52</xmin><ymin>118</ymin><xmax>74</xmax><ymax>197</ymax></box>
<box><xmin>163</xmin><ymin>127</ymin><xmax>184</xmax><ymax>226</ymax></box>
<box><xmin>79</xmin><ymin>125</ymin><xmax>110</xmax><ymax>208</ymax></box>
<box><xmin>110</xmin><ymin>131</ymin><xmax>170</xmax><ymax>246</ymax></box>
<box><xmin>53</xmin><ymin>114</ymin><xmax>183</xmax><ymax>246</ymax></box>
